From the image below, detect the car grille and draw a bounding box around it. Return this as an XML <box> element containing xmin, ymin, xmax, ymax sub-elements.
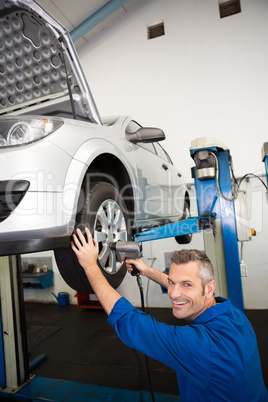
<box><xmin>0</xmin><ymin>180</ymin><xmax>30</xmax><ymax>222</ymax></box>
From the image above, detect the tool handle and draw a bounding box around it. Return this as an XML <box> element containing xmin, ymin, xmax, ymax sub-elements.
<box><xmin>130</xmin><ymin>263</ymin><xmax>140</xmax><ymax>276</ymax></box>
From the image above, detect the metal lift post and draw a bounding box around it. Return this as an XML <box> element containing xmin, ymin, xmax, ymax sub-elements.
<box><xmin>261</xmin><ymin>142</ymin><xmax>268</xmax><ymax>185</ymax></box>
<box><xmin>135</xmin><ymin>137</ymin><xmax>244</xmax><ymax>312</ymax></box>
<box><xmin>191</xmin><ymin>140</ymin><xmax>244</xmax><ymax>311</ymax></box>
<box><xmin>0</xmin><ymin>255</ymin><xmax>30</xmax><ymax>394</ymax></box>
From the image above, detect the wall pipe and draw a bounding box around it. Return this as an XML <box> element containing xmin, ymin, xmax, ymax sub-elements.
<box><xmin>70</xmin><ymin>0</ymin><xmax>130</xmax><ymax>42</ymax></box>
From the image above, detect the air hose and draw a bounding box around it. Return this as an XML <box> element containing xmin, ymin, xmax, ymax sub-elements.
<box><xmin>135</xmin><ymin>274</ymin><xmax>155</xmax><ymax>402</ymax></box>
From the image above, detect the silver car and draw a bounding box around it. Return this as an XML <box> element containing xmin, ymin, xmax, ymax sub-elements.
<box><xmin>0</xmin><ymin>0</ymin><xmax>191</xmax><ymax>292</ymax></box>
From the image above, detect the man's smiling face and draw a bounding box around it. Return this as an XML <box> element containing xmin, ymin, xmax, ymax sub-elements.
<box><xmin>167</xmin><ymin>261</ymin><xmax>216</xmax><ymax>323</ymax></box>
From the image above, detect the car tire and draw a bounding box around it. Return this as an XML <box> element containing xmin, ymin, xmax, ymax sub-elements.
<box><xmin>175</xmin><ymin>199</ymin><xmax>192</xmax><ymax>245</ymax></box>
<box><xmin>54</xmin><ymin>181</ymin><xmax>131</xmax><ymax>293</ymax></box>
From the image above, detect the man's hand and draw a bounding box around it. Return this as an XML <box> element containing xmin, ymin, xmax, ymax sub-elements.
<box><xmin>125</xmin><ymin>258</ymin><xmax>149</xmax><ymax>276</ymax></box>
<box><xmin>71</xmin><ymin>227</ymin><xmax>122</xmax><ymax>315</ymax></box>
<box><xmin>126</xmin><ymin>258</ymin><xmax>169</xmax><ymax>289</ymax></box>
<box><xmin>71</xmin><ymin>227</ymin><xmax>98</xmax><ymax>272</ymax></box>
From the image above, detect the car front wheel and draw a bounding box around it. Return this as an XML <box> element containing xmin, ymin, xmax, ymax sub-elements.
<box><xmin>54</xmin><ymin>181</ymin><xmax>131</xmax><ymax>293</ymax></box>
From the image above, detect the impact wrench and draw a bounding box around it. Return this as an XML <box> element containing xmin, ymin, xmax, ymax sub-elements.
<box><xmin>109</xmin><ymin>240</ymin><xmax>142</xmax><ymax>275</ymax></box>
<box><xmin>110</xmin><ymin>240</ymin><xmax>144</xmax><ymax>302</ymax></box>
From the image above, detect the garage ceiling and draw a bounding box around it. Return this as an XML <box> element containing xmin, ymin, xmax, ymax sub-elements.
<box><xmin>37</xmin><ymin>0</ymin><xmax>143</xmax><ymax>47</ymax></box>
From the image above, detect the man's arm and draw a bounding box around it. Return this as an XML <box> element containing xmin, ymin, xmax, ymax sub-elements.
<box><xmin>125</xmin><ymin>258</ymin><xmax>169</xmax><ymax>289</ymax></box>
<box><xmin>71</xmin><ymin>228</ymin><xmax>121</xmax><ymax>315</ymax></box>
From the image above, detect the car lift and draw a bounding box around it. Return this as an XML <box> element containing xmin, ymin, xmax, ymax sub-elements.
<box><xmin>0</xmin><ymin>137</ymin><xmax>246</xmax><ymax>401</ymax></box>
<box><xmin>134</xmin><ymin>137</ymin><xmax>244</xmax><ymax>311</ymax></box>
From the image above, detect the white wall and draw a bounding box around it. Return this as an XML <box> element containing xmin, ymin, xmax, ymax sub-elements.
<box><xmin>78</xmin><ymin>0</ymin><xmax>268</xmax><ymax>182</ymax></box>
<box><xmin>240</xmin><ymin>176</ymin><xmax>268</xmax><ymax>309</ymax></box>
<box><xmin>24</xmin><ymin>0</ymin><xmax>268</xmax><ymax>309</ymax></box>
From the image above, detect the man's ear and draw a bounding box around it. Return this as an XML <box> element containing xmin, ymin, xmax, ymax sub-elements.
<box><xmin>205</xmin><ymin>280</ymin><xmax>216</xmax><ymax>299</ymax></box>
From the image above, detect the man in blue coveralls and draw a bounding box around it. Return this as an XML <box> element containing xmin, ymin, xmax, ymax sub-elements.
<box><xmin>72</xmin><ymin>228</ymin><xmax>268</xmax><ymax>402</ymax></box>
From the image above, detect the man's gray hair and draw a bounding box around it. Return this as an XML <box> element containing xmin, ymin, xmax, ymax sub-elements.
<box><xmin>171</xmin><ymin>249</ymin><xmax>214</xmax><ymax>285</ymax></box>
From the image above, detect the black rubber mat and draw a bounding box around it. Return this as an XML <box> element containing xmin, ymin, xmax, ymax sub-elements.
<box><xmin>27</xmin><ymin>324</ymin><xmax>62</xmax><ymax>349</ymax></box>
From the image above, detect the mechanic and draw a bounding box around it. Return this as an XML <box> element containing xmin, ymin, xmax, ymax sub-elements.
<box><xmin>72</xmin><ymin>228</ymin><xmax>268</xmax><ymax>402</ymax></box>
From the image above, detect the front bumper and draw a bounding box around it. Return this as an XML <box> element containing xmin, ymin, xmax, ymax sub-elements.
<box><xmin>0</xmin><ymin>132</ymin><xmax>86</xmax><ymax>255</ymax></box>
<box><xmin>0</xmin><ymin>184</ymin><xmax>77</xmax><ymax>255</ymax></box>
<box><xmin>0</xmin><ymin>180</ymin><xmax>30</xmax><ymax>222</ymax></box>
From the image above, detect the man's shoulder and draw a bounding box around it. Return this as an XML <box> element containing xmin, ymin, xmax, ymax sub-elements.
<box><xmin>193</xmin><ymin>297</ymin><xmax>232</xmax><ymax>325</ymax></box>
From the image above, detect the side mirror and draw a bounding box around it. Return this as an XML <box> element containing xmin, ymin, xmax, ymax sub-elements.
<box><xmin>126</xmin><ymin>127</ymin><xmax>165</xmax><ymax>143</ymax></box>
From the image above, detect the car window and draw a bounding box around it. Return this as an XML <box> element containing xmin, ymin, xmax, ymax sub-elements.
<box><xmin>154</xmin><ymin>142</ymin><xmax>173</xmax><ymax>164</ymax></box>
<box><xmin>137</xmin><ymin>141</ymin><xmax>156</xmax><ymax>153</ymax></box>
<box><xmin>126</xmin><ymin>120</ymin><xmax>157</xmax><ymax>154</ymax></box>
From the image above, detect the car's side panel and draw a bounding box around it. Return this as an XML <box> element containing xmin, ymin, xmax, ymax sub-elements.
<box><xmin>168</xmin><ymin>162</ymin><xmax>188</xmax><ymax>218</ymax></box>
<box><xmin>130</xmin><ymin>143</ymin><xmax>173</xmax><ymax>220</ymax></box>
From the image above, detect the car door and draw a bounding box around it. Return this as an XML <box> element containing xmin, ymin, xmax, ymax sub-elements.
<box><xmin>125</xmin><ymin>120</ymin><xmax>184</xmax><ymax>222</ymax></box>
<box><xmin>153</xmin><ymin>141</ymin><xmax>186</xmax><ymax>220</ymax></box>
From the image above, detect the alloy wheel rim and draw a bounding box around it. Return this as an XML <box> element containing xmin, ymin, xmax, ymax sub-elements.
<box><xmin>93</xmin><ymin>199</ymin><xmax>127</xmax><ymax>274</ymax></box>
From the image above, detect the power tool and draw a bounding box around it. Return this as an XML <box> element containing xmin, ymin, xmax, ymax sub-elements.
<box><xmin>109</xmin><ymin>241</ymin><xmax>142</xmax><ymax>276</ymax></box>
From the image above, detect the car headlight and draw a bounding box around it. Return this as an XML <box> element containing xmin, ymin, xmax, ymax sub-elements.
<box><xmin>0</xmin><ymin>116</ymin><xmax>63</xmax><ymax>148</ymax></box>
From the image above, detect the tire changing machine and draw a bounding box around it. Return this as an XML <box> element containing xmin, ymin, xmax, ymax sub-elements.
<box><xmin>0</xmin><ymin>137</ymin><xmax>245</xmax><ymax>401</ymax></box>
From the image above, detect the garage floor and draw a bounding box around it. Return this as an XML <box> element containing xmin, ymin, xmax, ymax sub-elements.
<box><xmin>25</xmin><ymin>301</ymin><xmax>180</xmax><ymax>397</ymax></box>
<box><xmin>24</xmin><ymin>301</ymin><xmax>268</xmax><ymax>399</ymax></box>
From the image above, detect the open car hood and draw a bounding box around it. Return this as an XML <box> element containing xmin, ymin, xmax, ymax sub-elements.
<box><xmin>0</xmin><ymin>0</ymin><xmax>102</xmax><ymax>124</ymax></box>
